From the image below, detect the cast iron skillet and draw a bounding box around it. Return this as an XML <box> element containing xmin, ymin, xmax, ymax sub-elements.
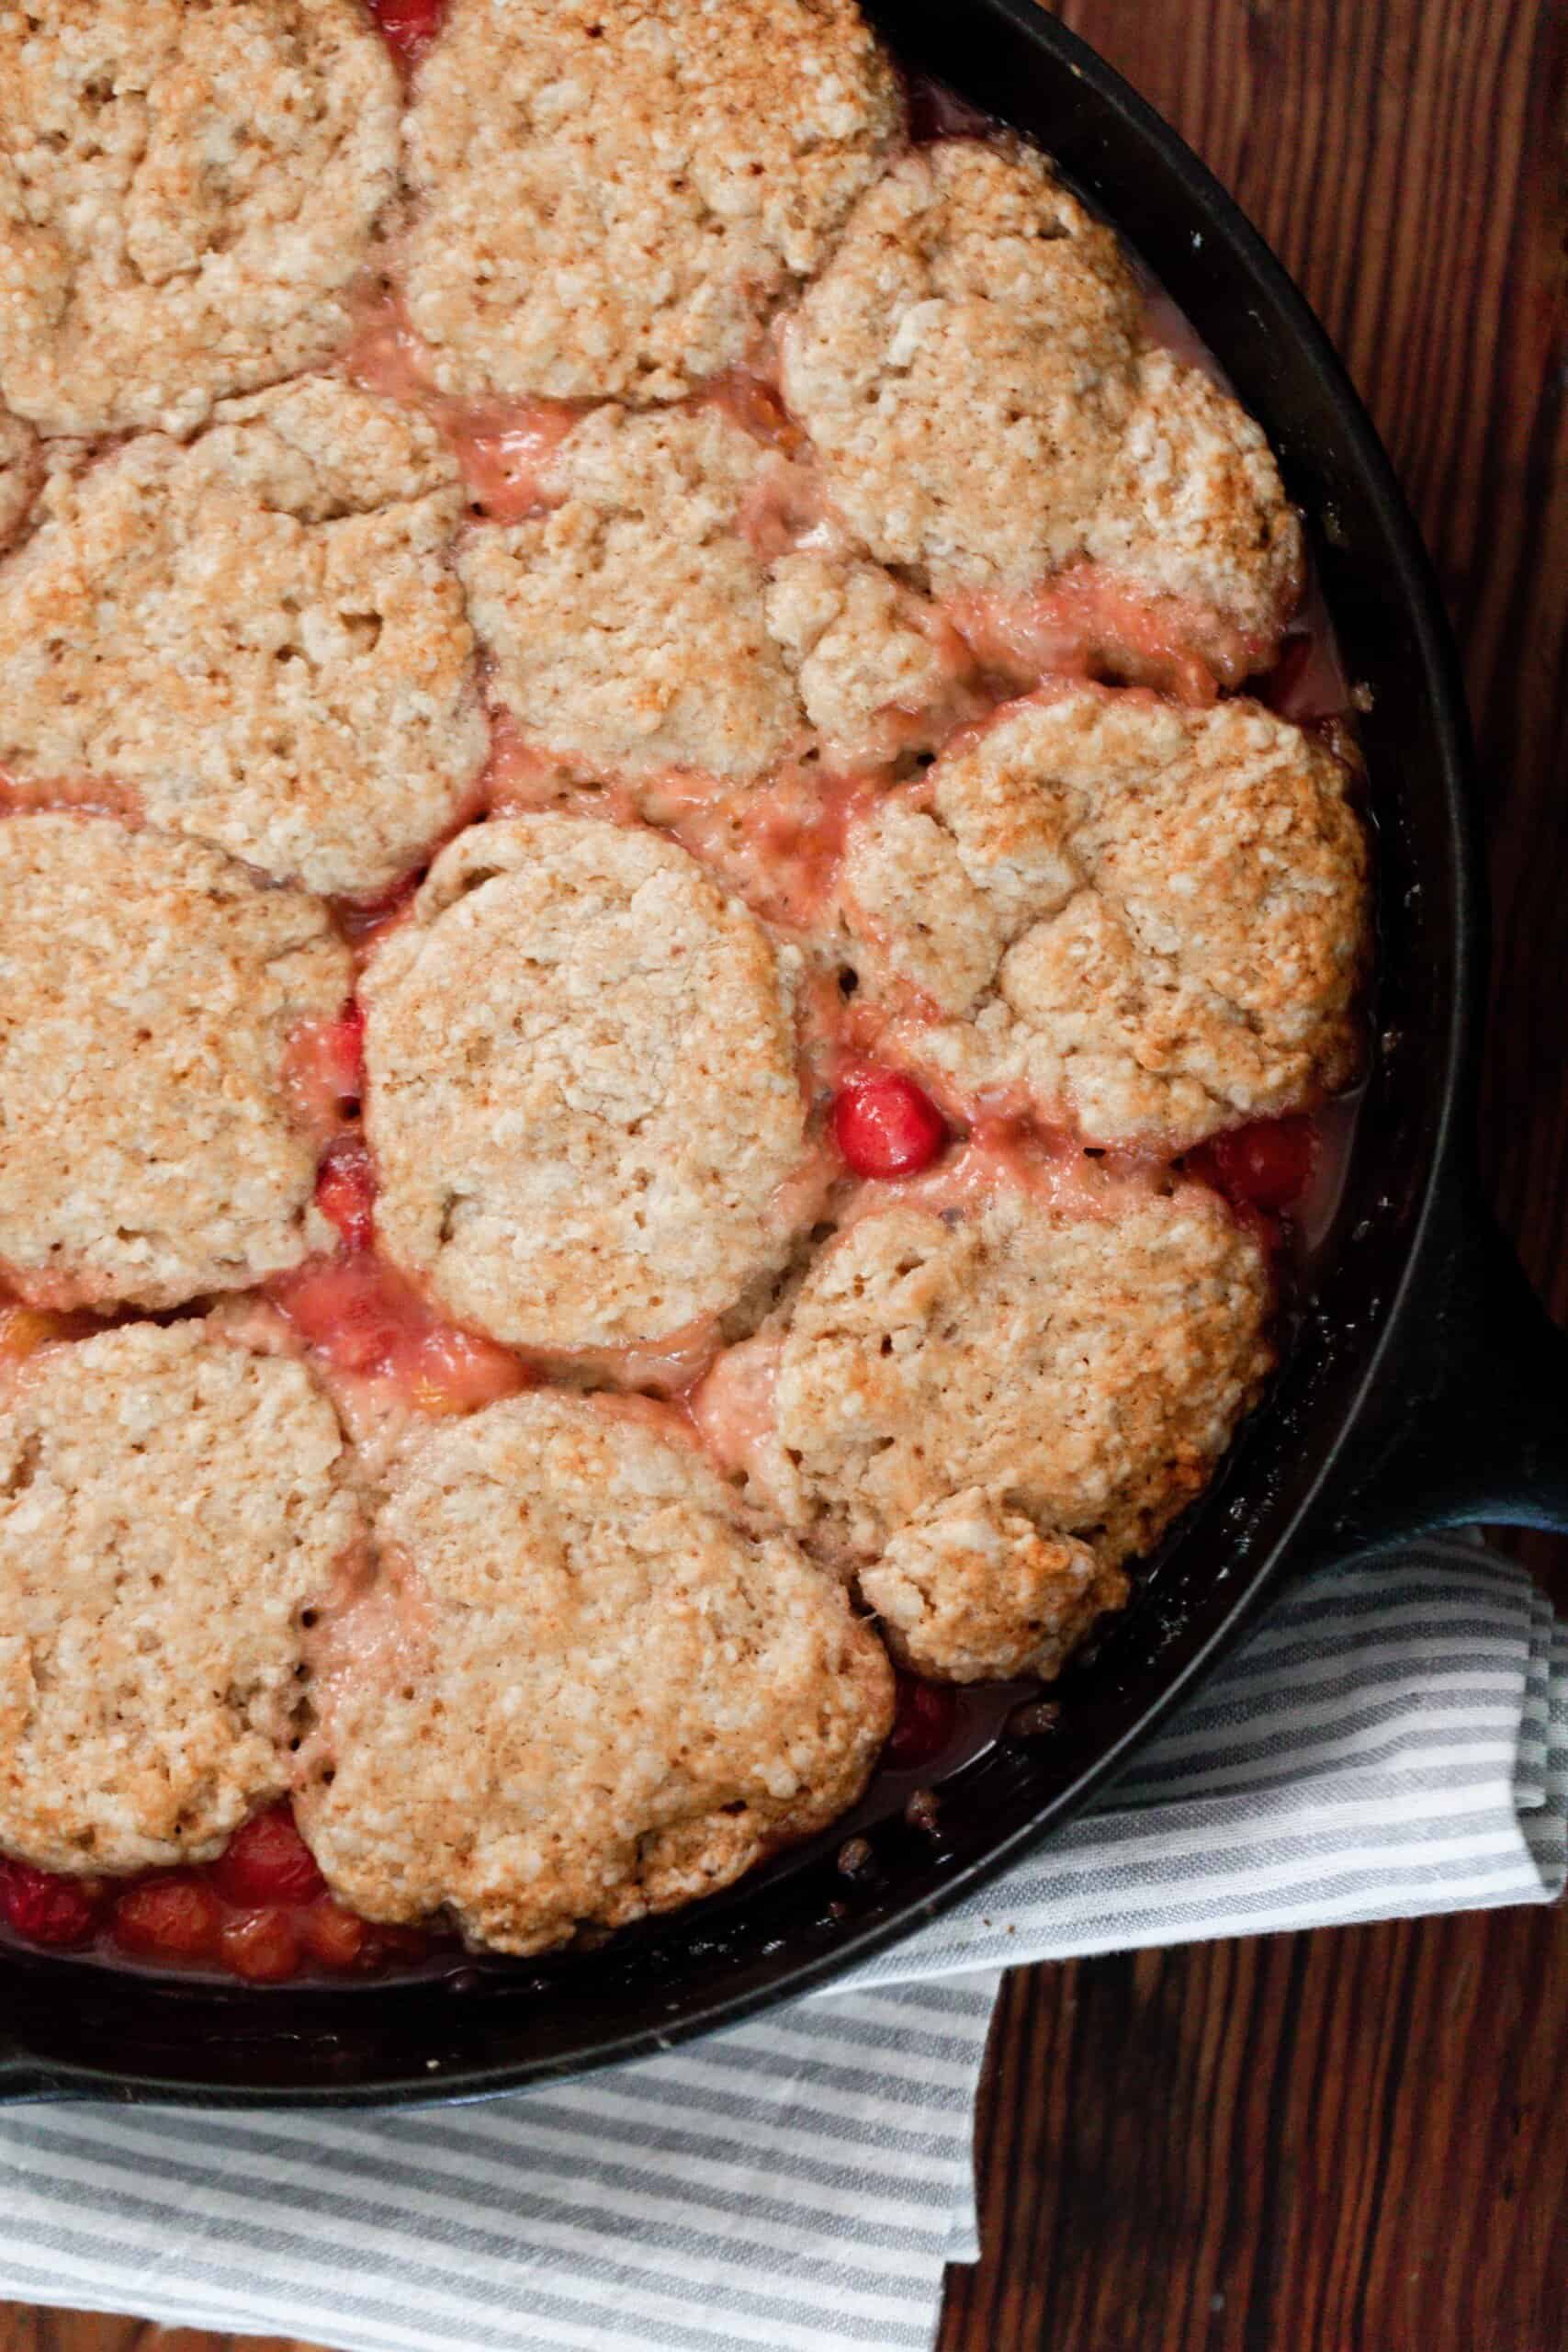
<box><xmin>6</xmin><ymin>0</ymin><xmax>1568</xmax><ymax>2109</ymax></box>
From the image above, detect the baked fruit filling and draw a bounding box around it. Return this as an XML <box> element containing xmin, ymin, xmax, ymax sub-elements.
<box><xmin>0</xmin><ymin>0</ymin><xmax>1371</xmax><ymax>1982</ymax></box>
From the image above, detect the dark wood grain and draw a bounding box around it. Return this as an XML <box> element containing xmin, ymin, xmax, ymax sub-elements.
<box><xmin>6</xmin><ymin>3</ymin><xmax>1567</xmax><ymax>2350</ymax></box>
<box><xmin>936</xmin><ymin>1</ymin><xmax>1568</xmax><ymax>2346</ymax></box>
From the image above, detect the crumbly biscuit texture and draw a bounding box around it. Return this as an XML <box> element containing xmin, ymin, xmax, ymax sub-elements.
<box><xmin>750</xmin><ymin>1177</ymin><xmax>1273</xmax><ymax>1583</ymax></box>
<box><xmin>840</xmin><ymin>686</ymin><xmax>1367</xmax><ymax>1148</ymax></box>
<box><xmin>0</xmin><ymin>816</ymin><xmax>350</xmax><ymax>1310</ymax></box>
<box><xmin>363</xmin><ymin>816</ymin><xmax>810</xmax><ymax>1349</ymax></box>
<box><xmin>0</xmin><ymin>1317</ymin><xmax>358</xmax><ymax>1873</ymax></box>
<box><xmin>461</xmin><ymin>406</ymin><xmax>803</xmax><ymax>783</ymax></box>
<box><xmin>0</xmin><ymin>410</ymin><xmax>35</xmax><ymax>549</ymax></box>
<box><xmin>0</xmin><ymin>377</ymin><xmax>488</xmax><ymax>893</ymax></box>
<box><xmin>1085</xmin><ymin>349</ymin><xmax>1303</xmax><ymax>664</ymax></box>
<box><xmin>860</xmin><ymin>1492</ymin><xmax>1125</xmax><ymax>1683</ymax></box>
<box><xmin>781</xmin><ymin>140</ymin><xmax>1145</xmax><ymax>594</ymax></box>
<box><xmin>401</xmin><ymin>0</ymin><xmax>901</xmax><ymax>402</ymax></box>
<box><xmin>0</xmin><ymin>0</ymin><xmax>400</xmax><ymax>435</ymax></box>
<box><xmin>295</xmin><ymin>1392</ymin><xmax>894</xmax><ymax>1954</ymax></box>
<box><xmin>763</xmin><ymin>550</ymin><xmax>974</xmax><ymax>756</ymax></box>
<box><xmin>462</xmin><ymin>405</ymin><xmax>960</xmax><ymax>786</ymax></box>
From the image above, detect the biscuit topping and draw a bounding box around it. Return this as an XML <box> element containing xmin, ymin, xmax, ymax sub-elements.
<box><xmin>0</xmin><ymin>7</ymin><xmax>1372</xmax><ymax>1970</ymax></box>
<box><xmin>0</xmin><ymin>0</ymin><xmax>400</xmax><ymax>436</ymax></box>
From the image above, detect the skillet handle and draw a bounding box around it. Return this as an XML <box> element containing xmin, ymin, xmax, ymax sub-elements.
<box><xmin>1324</xmin><ymin>1179</ymin><xmax>1568</xmax><ymax>1552</ymax></box>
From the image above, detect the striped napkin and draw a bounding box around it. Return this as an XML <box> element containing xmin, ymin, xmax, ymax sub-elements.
<box><xmin>1</xmin><ymin>1538</ymin><xmax>1561</xmax><ymax>2352</ymax></box>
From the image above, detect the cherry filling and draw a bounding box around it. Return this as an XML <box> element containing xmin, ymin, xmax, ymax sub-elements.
<box><xmin>284</xmin><ymin>1001</ymin><xmax>367</xmax><ymax>1141</ymax></box>
<box><xmin>314</xmin><ymin>1002</ymin><xmax>366</xmax><ymax>1103</ymax></box>
<box><xmin>0</xmin><ymin>1858</ymin><xmax>101</xmax><ymax>1948</ymax></box>
<box><xmin>212</xmin><ymin>1803</ymin><xmax>326</xmax><ymax>1907</ymax></box>
<box><xmin>0</xmin><ymin>1806</ymin><xmax>438</xmax><ymax>1981</ymax></box>
<box><xmin>113</xmin><ymin>1876</ymin><xmax>223</xmax><ymax>1963</ymax></box>
<box><xmin>884</xmin><ymin>1676</ymin><xmax>960</xmax><ymax>1770</ymax></box>
<box><xmin>366</xmin><ymin>0</ymin><xmax>448</xmax><ymax>65</ymax></box>
<box><xmin>334</xmin><ymin>871</ymin><xmax>423</xmax><ymax>955</ymax></box>
<box><xmin>0</xmin><ymin>1301</ymin><xmax>96</xmax><ymax>1366</ymax></box>
<box><xmin>316</xmin><ymin>1136</ymin><xmax>378</xmax><ymax>1253</ymax></box>
<box><xmin>1191</xmin><ymin>1115</ymin><xmax>1317</xmax><ymax>1215</ymax></box>
<box><xmin>831</xmin><ymin>1069</ymin><xmax>948</xmax><ymax>1179</ymax></box>
<box><xmin>271</xmin><ymin>1253</ymin><xmax>528</xmax><ymax>1414</ymax></box>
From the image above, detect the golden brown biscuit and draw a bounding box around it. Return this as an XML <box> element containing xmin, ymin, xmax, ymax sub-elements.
<box><xmin>363</xmin><ymin>816</ymin><xmax>811</xmax><ymax>1350</ymax></box>
<box><xmin>708</xmin><ymin>1170</ymin><xmax>1272</xmax><ymax>1674</ymax></box>
<box><xmin>401</xmin><ymin>0</ymin><xmax>900</xmax><ymax>402</ymax></box>
<box><xmin>0</xmin><ymin>816</ymin><xmax>349</xmax><ymax>1311</ymax></box>
<box><xmin>296</xmin><ymin>1392</ymin><xmax>893</xmax><ymax>1953</ymax></box>
<box><xmin>1085</xmin><ymin>349</ymin><xmax>1303</xmax><ymax>672</ymax></box>
<box><xmin>839</xmin><ymin>686</ymin><xmax>1368</xmax><ymax>1148</ymax></box>
<box><xmin>0</xmin><ymin>378</ymin><xmax>488</xmax><ymax>894</ymax></box>
<box><xmin>0</xmin><ymin>0</ymin><xmax>400</xmax><ymax>435</ymax></box>
<box><xmin>0</xmin><ymin>1317</ymin><xmax>359</xmax><ymax>1874</ymax></box>
<box><xmin>781</xmin><ymin>140</ymin><xmax>1144</xmax><ymax>594</ymax></box>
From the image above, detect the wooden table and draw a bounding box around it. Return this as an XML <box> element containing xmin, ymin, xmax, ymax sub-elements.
<box><xmin>6</xmin><ymin>1</ymin><xmax>1566</xmax><ymax>2347</ymax></box>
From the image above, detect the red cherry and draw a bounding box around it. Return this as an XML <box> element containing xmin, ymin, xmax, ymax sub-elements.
<box><xmin>212</xmin><ymin>1804</ymin><xmax>325</xmax><ymax>1908</ymax></box>
<box><xmin>112</xmin><ymin>1875</ymin><xmax>223</xmax><ymax>1962</ymax></box>
<box><xmin>0</xmin><ymin>1858</ymin><xmax>100</xmax><ymax>1947</ymax></box>
<box><xmin>885</xmin><ymin>1675</ymin><xmax>959</xmax><ymax>1770</ymax></box>
<box><xmin>832</xmin><ymin>1072</ymin><xmax>947</xmax><ymax>1179</ymax></box>
<box><xmin>301</xmin><ymin>1899</ymin><xmax>376</xmax><ymax>1972</ymax></box>
<box><xmin>367</xmin><ymin>0</ymin><xmax>447</xmax><ymax>62</ymax></box>
<box><xmin>315</xmin><ymin>1137</ymin><xmax>378</xmax><ymax>1253</ymax></box>
<box><xmin>1194</xmin><ymin>1116</ymin><xmax>1317</xmax><ymax>1214</ymax></box>
<box><xmin>220</xmin><ymin>1907</ymin><xmax>303</xmax><ymax>1984</ymax></box>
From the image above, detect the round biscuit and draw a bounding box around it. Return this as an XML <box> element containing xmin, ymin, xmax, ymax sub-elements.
<box><xmin>363</xmin><ymin>816</ymin><xmax>811</xmax><ymax>1350</ymax></box>
<box><xmin>401</xmin><ymin>0</ymin><xmax>901</xmax><ymax>403</ymax></box>
<box><xmin>295</xmin><ymin>1391</ymin><xmax>893</xmax><ymax>1954</ymax></box>
<box><xmin>0</xmin><ymin>1317</ymin><xmax>359</xmax><ymax>1874</ymax></box>
<box><xmin>0</xmin><ymin>0</ymin><xmax>400</xmax><ymax>436</ymax></box>
<box><xmin>0</xmin><ymin>377</ymin><xmax>488</xmax><ymax>895</ymax></box>
<box><xmin>839</xmin><ymin>686</ymin><xmax>1369</xmax><ymax>1148</ymax></box>
<box><xmin>747</xmin><ymin>1174</ymin><xmax>1274</xmax><ymax>1586</ymax></box>
<box><xmin>1085</xmin><ymin>348</ymin><xmax>1303</xmax><ymax>673</ymax></box>
<box><xmin>0</xmin><ymin>815</ymin><xmax>351</xmax><ymax>1311</ymax></box>
<box><xmin>780</xmin><ymin>140</ymin><xmax>1145</xmax><ymax>595</ymax></box>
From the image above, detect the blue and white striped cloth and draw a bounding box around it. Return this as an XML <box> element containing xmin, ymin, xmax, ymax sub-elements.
<box><xmin>1</xmin><ymin>1539</ymin><xmax>1562</xmax><ymax>2352</ymax></box>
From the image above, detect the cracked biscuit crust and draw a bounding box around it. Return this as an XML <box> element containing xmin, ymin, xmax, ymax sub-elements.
<box><xmin>781</xmin><ymin>140</ymin><xmax>1144</xmax><ymax>594</ymax></box>
<box><xmin>861</xmin><ymin>1495</ymin><xmax>1122</xmax><ymax>1684</ymax></box>
<box><xmin>0</xmin><ymin>377</ymin><xmax>488</xmax><ymax>894</ymax></box>
<box><xmin>0</xmin><ymin>816</ymin><xmax>350</xmax><ymax>1311</ymax></box>
<box><xmin>363</xmin><ymin>817</ymin><xmax>811</xmax><ymax>1350</ymax></box>
<box><xmin>1085</xmin><ymin>348</ymin><xmax>1303</xmax><ymax>658</ymax></box>
<box><xmin>840</xmin><ymin>686</ymin><xmax>1368</xmax><ymax>1148</ymax></box>
<box><xmin>0</xmin><ymin>411</ymin><xmax>36</xmax><ymax>551</ymax></box>
<box><xmin>0</xmin><ymin>1317</ymin><xmax>359</xmax><ymax>1875</ymax></box>
<box><xmin>750</xmin><ymin>1178</ymin><xmax>1274</xmax><ymax>1589</ymax></box>
<box><xmin>0</xmin><ymin>0</ymin><xmax>400</xmax><ymax>436</ymax></box>
<box><xmin>462</xmin><ymin>404</ymin><xmax>960</xmax><ymax>786</ymax></box>
<box><xmin>401</xmin><ymin>0</ymin><xmax>901</xmax><ymax>403</ymax></box>
<box><xmin>295</xmin><ymin>1392</ymin><xmax>894</xmax><ymax>1955</ymax></box>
